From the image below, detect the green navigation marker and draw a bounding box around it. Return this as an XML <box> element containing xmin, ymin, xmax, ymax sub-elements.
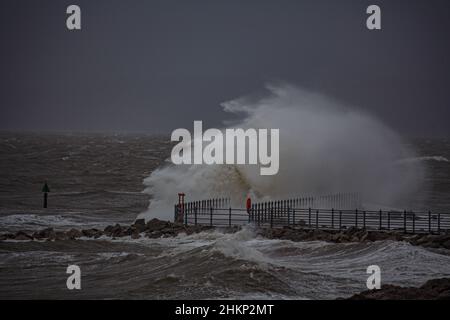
<box><xmin>42</xmin><ymin>182</ymin><xmax>50</xmax><ymax>193</ymax></box>
<box><xmin>42</xmin><ymin>181</ymin><xmax>50</xmax><ymax>208</ymax></box>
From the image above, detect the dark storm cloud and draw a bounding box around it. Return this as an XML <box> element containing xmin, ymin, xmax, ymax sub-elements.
<box><xmin>0</xmin><ymin>0</ymin><xmax>449</xmax><ymax>136</ymax></box>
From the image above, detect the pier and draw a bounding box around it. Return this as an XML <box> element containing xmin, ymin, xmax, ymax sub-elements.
<box><xmin>174</xmin><ymin>194</ymin><xmax>450</xmax><ymax>234</ymax></box>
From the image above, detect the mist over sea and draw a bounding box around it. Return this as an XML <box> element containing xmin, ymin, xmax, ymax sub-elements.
<box><xmin>0</xmin><ymin>132</ymin><xmax>450</xmax><ymax>299</ymax></box>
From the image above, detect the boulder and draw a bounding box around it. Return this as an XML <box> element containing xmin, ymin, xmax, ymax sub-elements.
<box><xmin>111</xmin><ymin>224</ymin><xmax>124</xmax><ymax>237</ymax></box>
<box><xmin>435</xmin><ymin>235</ymin><xmax>450</xmax><ymax>245</ymax></box>
<box><xmin>14</xmin><ymin>231</ymin><xmax>33</xmax><ymax>241</ymax></box>
<box><xmin>132</xmin><ymin>219</ymin><xmax>147</xmax><ymax>232</ymax></box>
<box><xmin>442</xmin><ymin>240</ymin><xmax>450</xmax><ymax>250</ymax></box>
<box><xmin>34</xmin><ymin>227</ymin><xmax>55</xmax><ymax>239</ymax></box>
<box><xmin>345</xmin><ymin>226</ymin><xmax>359</xmax><ymax>237</ymax></box>
<box><xmin>359</xmin><ymin>231</ymin><xmax>369</xmax><ymax>242</ymax></box>
<box><xmin>82</xmin><ymin>228</ymin><xmax>102</xmax><ymax>238</ymax></box>
<box><xmin>134</xmin><ymin>218</ymin><xmax>146</xmax><ymax>226</ymax></box>
<box><xmin>131</xmin><ymin>231</ymin><xmax>140</xmax><ymax>239</ymax></box>
<box><xmin>104</xmin><ymin>225</ymin><xmax>114</xmax><ymax>235</ymax></box>
<box><xmin>146</xmin><ymin>218</ymin><xmax>171</xmax><ymax>232</ymax></box>
<box><xmin>55</xmin><ymin>231</ymin><xmax>69</xmax><ymax>241</ymax></box>
<box><xmin>66</xmin><ymin>228</ymin><xmax>82</xmax><ymax>239</ymax></box>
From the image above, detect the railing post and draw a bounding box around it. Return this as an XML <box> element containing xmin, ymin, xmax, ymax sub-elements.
<box><xmin>264</xmin><ymin>203</ymin><xmax>268</xmax><ymax>223</ymax></box>
<box><xmin>403</xmin><ymin>210</ymin><xmax>406</xmax><ymax>233</ymax></box>
<box><xmin>195</xmin><ymin>205</ymin><xmax>198</xmax><ymax>226</ymax></box>
<box><xmin>355</xmin><ymin>209</ymin><xmax>358</xmax><ymax>228</ymax></box>
<box><xmin>428</xmin><ymin>211</ymin><xmax>431</xmax><ymax>233</ymax></box>
<box><xmin>308</xmin><ymin>208</ymin><xmax>311</xmax><ymax>227</ymax></box>
<box><xmin>388</xmin><ymin>212</ymin><xmax>390</xmax><ymax>230</ymax></box>
<box><xmin>293</xmin><ymin>208</ymin><xmax>296</xmax><ymax>226</ymax></box>
<box><xmin>258</xmin><ymin>205</ymin><xmax>261</xmax><ymax>227</ymax></box>
<box><xmin>331</xmin><ymin>208</ymin><xmax>334</xmax><ymax>229</ymax></box>
<box><xmin>228</xmin><ymin>207</ymin><xmax>232</xmax><ymax>227</ymax></box>
<box><xmin>438</xmin><ymin>213</ymin><xmax>441</xmax><ymax>233</ymax></box>
<box><xmin>210</xmin><ymin>206</ymin><xmax>213</xmax><ymax>227</ymax></box>
<box><xmin>270</xmin><ymin>207</ymin><xmax>273</xmax><ymax>228</ymax></box>
<box><xmin>316</xmin><ymin>210</ymin><xmax>319</xmax><ymax>229</ymax></box>
<box><xmin>379</xmin><ymin>210</ymin><xmax>382</xmax><ymax>230</ymax></box>
<box><xmin>184</xmin><ymin>205</ymin><xmax>188</xmax><ymax>226</ymax></box>
<box><xmin>339</xmin><ymin>210</ymin><xmax>342</xmax><ymax>230</ymax></box>
<box><xmin>287</xmin><ymin>207</ymin><xmax>291</xmax><ymax>226</ymax></box>
<box><xmin>363</xmin><ymin>211</ymin><xmax>366</xmax><ymax>229</ymax></box>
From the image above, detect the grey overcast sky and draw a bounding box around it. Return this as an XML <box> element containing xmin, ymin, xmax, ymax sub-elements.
<box><xmin>0</xmin><ymin>0</ymin><xmax>449</xmax><ymax>136</ymax></box>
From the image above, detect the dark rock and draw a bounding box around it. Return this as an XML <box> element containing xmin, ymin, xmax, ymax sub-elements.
<box><xmin>82</xmin><ymin>228</ymin><xmax>103</xmax><ymax>238</ymax></box>
<box><xmin>124</xmin><ymin>227</ymin><xmax>136</xmax><ymax>236</ymax></box>
<box><xmin>111</xmin><ymin>224</ymin><xmax>124</xmax><ymax>237</ymax></box>
<box><xmin>104</xmin><ymin>225</ymin><xmax>114</xmax><ymax>235</ymax></box>
<box><xmin>132</xmin><ymin>219</ymin><xmax>147</xmax><ymax>232</ymax></box>
<box><xmin>346</xmin><ymin>278</ymin><xmax>450</xmax><ymax>300</ymax></box>
<box><xmin>131</xmin><ymin>231</ymin><xmax>140</xmax><ymax>239</ymax></box>
<box><xmin>14</xmin><ymin>231</ymin><xmax>33</xmax><ymax>241</ymax></box>
<box><xmin>33</xmin><ymin>227</ymin><xmax>55</xmax><ymax>239</ymax></box>
<box><xmin>146</xmin><ymin>218</ymin><xmax>171</xmax><ymax>232</ymax></box>
<box><xmin>66</xmin><ymin>228</ymin><xmax>82</xmax><ymax>239</ymax></box>
<box><xmin>330</xmin><ymin>233</ymin><xmax>342</xmax><ymax>242</ymax></box>
<box><xmin>366</xmin><ymin>231</ymin><xmax>390</xmax><ymax>242</ymax></box>
<box><xmin>442</xmin><ymin>240</ymin><xmax>450</xmax><ymax>250</ymax></box>
<box><xmin>55</xmin><ymin>231</ymin><xmax>69</xmax><ymax>241</ymax></box>
<box><xmin>416</xmin><ymin>235</ymin><xmax>439</xmax><ymax>245</ymax></box>
<box><xmin>435</xmin><ymin>235</ymin><xmax>450</xmax><ymax>245</ymax></box>
<box><xmin>134</xmin><ymin>218</ymin><xmax>146</xmax><ymax>226</ymax></box>
<box><xmin>345</xmin><ymin>227</ymin><xmax>359</xmax><ymax>237</ymax></box>
<box><xmin>359</xmin><ymin>231</ymin><xmax>369</xmax><ymax>242</ymax></box>
<box><xmin>421</xmin><ymin>241</ymin><xmax>441</xmax><ymax>249</ymax></box>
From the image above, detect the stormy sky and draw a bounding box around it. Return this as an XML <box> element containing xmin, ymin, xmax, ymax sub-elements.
<box><xmin>0</xmin><ymin>0</ymin><xmax>449</xmax><ymax>137</ymax></box>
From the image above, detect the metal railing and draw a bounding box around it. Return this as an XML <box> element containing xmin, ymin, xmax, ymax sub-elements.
<box><xmin>248</xmin><ymin>206</ymin><xmax>449</xmax><ymax>234</ymax></box>
<box><xmin>174</xmin><ymin>198</ymin><xmax>450</xmax><ymax>234</ymax></box>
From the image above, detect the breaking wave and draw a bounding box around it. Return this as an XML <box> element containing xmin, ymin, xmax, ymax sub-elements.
<box><xmin>100</xmin><ymin>228</ymin><xmax>450</xmax><ymax>299</ymax></box>
<box><xmin>138</xmin><ymin>84</ymin><xmax>425</xmax><ymax>221</ymax></box>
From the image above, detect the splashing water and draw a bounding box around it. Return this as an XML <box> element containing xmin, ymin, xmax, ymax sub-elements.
<box><xmin>138</xmin><ymin>84</ymin><xmax>425</xmax><ymax>221</ymax></box>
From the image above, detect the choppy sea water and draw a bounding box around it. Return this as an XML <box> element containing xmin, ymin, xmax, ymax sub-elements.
<box><xmin>0</xmin><ymin>132</ymin><xmax>449</xmax><ymax>299</ymax></box>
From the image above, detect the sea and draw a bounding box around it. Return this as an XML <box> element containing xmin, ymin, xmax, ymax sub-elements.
<box><xmin>0</xmin><ymin>132</ymin><xmax>450</xmax><ymax>299</ymax></box>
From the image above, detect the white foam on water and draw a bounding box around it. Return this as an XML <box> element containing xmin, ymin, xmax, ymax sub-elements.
<box><xmin>0</xmin><ymin>213</ymin><xmax>107</xmax><ymax>232</ymax></box>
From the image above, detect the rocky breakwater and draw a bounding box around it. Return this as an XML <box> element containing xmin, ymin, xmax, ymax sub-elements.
<box><xmin>0</xmin><ymin>218</ymin><xmax>217</xmax><ymax>241</ymax></box>
<box><xmin>258</xmin><ymin>226</ymin><xmax>450</xmax><ymax>250</ymax></box>
<box><xmin>1</xmin><ymin>219</ymin><xmax>450</xmax><ymax>250</ymax></box>
<box><xmin>345</xmin><ymin>278</ymin><xmax>450</xmax><ymax>300</ymax></box>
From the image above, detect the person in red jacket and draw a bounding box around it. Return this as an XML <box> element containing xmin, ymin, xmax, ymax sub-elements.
<box><xmin>246</xmin><ymin>196</ymin><xmax>252</xmax><ymax>214</ymax></box>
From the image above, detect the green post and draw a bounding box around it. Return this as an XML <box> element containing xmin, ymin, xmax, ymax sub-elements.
<box><xmin>42</xmin><ymin>182</ymin><xmax>50</xmax><ymax>208</ymax></box>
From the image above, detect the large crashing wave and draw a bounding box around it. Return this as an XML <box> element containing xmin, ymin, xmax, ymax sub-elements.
<box><xmin>138</xmin><ymin>84</ymin><xmax>425</xmax><ymax>221</ymax></box>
